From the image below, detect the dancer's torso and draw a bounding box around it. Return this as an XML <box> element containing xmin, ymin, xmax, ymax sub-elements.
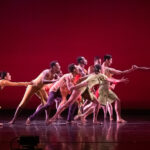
<box><xmin>50</xmin><ymin>73</ymin><xmax>74</xmax><ymax>92</ymax></box>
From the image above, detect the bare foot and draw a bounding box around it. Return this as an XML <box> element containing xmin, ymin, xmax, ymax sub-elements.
<box><xmin>8</xmin><ymin>120</ymin><xmax>15</xmax><ymax>125</ymax></box>
<box><xmin>117</xmin><ymin>118</ymin><xmax>127</xmax><ymax>123</ymax></box>
<box><xmin>25</xmin><ymin>118</ymin><xmax>31</xmax><ymax>126</ymax></box>
<box><xmin>93</xmin><ymin>120</ymin><xmax>102</xmax><ymax>125</ymax></box>
<box><xmin>110</xmin><ymin>117</ymin><xmax>114</xmax><ymax>121</ymax></box>
<box><xmin>46</xmin><ymin>120</ymin><xmax>52</xmax><ymax>126</ymax></box>
<box><xmin>46</xmin><ymin>118</ymin><xmax>56</xmax><ymax>126</ymax></box>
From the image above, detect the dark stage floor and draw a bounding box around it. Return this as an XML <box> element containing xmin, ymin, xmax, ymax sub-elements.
<box><xmin>0</xmin><ymin>111</ymin><xmax>150</xmax><ymax>150</ymax></box>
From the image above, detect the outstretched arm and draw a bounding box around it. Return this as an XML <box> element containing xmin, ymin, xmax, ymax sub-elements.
<box><xmin>136</xmin><ymin>66</ymin><xmax>150</xmax><ymax>70</ymax></box>
<box><xmin>1</xmin><ymin>80</ymin><xmax>31</xmax><ymax>87</ymax></box>
<box><xmin>66</xmin><ymin>77</ymin><xmax>88</xmax><ymax>91</ymax></box>
<box><xmin>107</xmin><ymin>77</ymin><xmax>128</xmax><ymax>84</ymax></box>
<box><xmin>108</xmin><ymin>65</ymin><xmax>137</xmax><ymax>75</ymax></box>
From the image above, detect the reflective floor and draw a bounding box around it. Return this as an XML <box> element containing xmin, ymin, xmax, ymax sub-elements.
<box><xmin>0</xmin><ymin>113</ymin><xmax>150</xmax><ymax>150</ymax></box>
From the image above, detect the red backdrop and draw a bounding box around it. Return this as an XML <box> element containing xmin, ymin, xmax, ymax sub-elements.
<box><xmin>0</xmin><ymin>0</ymin><xmax>150</xmax><ymax>109</ymax></box>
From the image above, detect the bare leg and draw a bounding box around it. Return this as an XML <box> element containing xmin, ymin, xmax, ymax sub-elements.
<box><xmin>57</xmin><ymin>99</ymin><xmax>66</xmax><ymax>120</ymax></box>
<box><xmin>59</xmin><ymin>87</ymin><xmax>68</xmax><ymax>109</ymax></box>
<box><xmin>80</xmin><ymin>106</ymin><xmax>95</xmax><ymax>123</ymax></box>
<box><xmin>115</xmin><ymin>99</ymin><xmax>126</xmax><ymax>123</ymax></box>
<box><xmin>9</xmin><ymin>85</ymin><xmax>37</xmax><ymax>125</ymax></box>
<box><xmin>75</xmin><ymin>100</ymin><xmax>101</xmax><ymax>124</ymax></box>
<box><xmin>57</xmin><ymin>87</ymin><xmax>69</xmax><ymax>119</ymax></box>
<box><xmin>54</xmin><ymin>99</ymin><xmax>63</xmax><ymax>120</ymax></box>
<box><xmin>80</xmin><ymin>102</ymin><xmax>93</xmax><ymax>122</ymax></box>
<box><xmin>107</xmin><ymin>103</ymin><xmax>113</xmax><ymax>121</ymax></box>
<box><xmin>93</xmin><ymin>100</ymin><xmax>101</xmax><ymax>124</ymax></box>
<box><xmin>102</xmin><ymin>106</ymin><xmax>107</xmax><ymax>120</ymax></box>
<box><xmin>83</xmin><ymin>102</ymin><xmax>93</xmax><ymax>113</ymax></box>
<box><xmin>57</xmin><ymin>99</ymin><xmax>66</xmax><ymax>110</ymax></box>
<box><xmin>48</xmin><ymin>90</ymin><xmax>81</xmax><ymax>124</ymax></box>
<box><xmin>74</xmin><ymin>103</ymin><xmax>94</xmax><ymax>121</ymax></box>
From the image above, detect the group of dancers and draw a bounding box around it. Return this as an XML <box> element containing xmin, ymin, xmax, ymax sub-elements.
<box><xmin>0</xmin><ymin>55</ymin><xmax>150</xmax><ymax>126</ymax></box>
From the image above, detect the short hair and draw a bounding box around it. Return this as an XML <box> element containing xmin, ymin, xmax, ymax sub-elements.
<box><xmin>94</xmin><ymin>56</ymin><xmax>100</xmax><ymax>61</ymax></box>
<box><xmin>94</xmin><ymin>64</ymin><xmax>101</xmax><ymax>73</ymax></box>
<box><xmin>68</xmin><ymin>63</ymin><xmax>76</xmax><ymax>73</ymax></box>
<box><xmin>50</xmin><ymin>61</ymin><xmax>58</xmax><ymax>68</ymax></box>
<box><xmin>104</xmin><ymin>54</ymin><xmax>112</xmax><ymax>61</ymax></box>
<box><xmin>0</xmin><ymin>71</ymin><xmax>8</xmax><ymax>79</ymax></box>
<box><xmin>76</xmin><ymin>56</ymin><xmax>84</xmax><ymax>64</ymax></box>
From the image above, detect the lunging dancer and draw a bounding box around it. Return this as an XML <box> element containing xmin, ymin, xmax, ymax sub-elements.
<box><xmin>8</xmin><ymin>61</ymin><xmax>60</xmax><ymax>125</ymax></box>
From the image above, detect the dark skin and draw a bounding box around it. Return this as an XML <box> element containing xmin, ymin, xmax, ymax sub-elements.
<box><xmin>8</xmin><ymin>62</ymin><xmax>61</xmax><ymax>125</ymax></box>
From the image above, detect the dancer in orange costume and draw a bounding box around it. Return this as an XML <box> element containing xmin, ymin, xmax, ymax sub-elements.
<box><xmin>0</xmin><ymin>71</ymin><xmax>32</xmax><ymax>126</ymax></box>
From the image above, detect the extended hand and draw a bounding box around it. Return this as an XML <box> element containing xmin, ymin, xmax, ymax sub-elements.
<box><xmin>120</xmin><ymin>77</ymin><xmax>129</xmax><ymax>84</ymax></box>
<box><xmin>132</xmin><ymin>65</ymin><xmax>138</xmax><ymax>70</ymax></box>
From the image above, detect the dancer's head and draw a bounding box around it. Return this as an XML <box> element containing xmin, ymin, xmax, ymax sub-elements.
<box><xmin>104</xmin><ymin>54</ymin><xmax>112</xmax><ymax>66</ymax></box>
<box><xmin>68</xmin><ymin>63</ymin><xmax>79</xmax><ymax>74</ymax></box>
<box><xmin>0</xmin><ymin>71</ymin><xmax>11</xmax><ymax>80</ymax></box>
<box><xmin>50</xmin><ymin>61</ymin><xmax>61</xmax><ymax>72</ymax></box>
<box><xmin>94</xmin><ymin>64</ymin><xmax>101</xmax><ymax>74</ymax></box>
<box><xmin>77</xmin><ymin>56</ymin><xmax>88</xmax><ymax>66</ymax></box>
<box><xmin>94</xmin><ymin>56</ymin><xmax>101</xmax><ymax>65</ymax></box>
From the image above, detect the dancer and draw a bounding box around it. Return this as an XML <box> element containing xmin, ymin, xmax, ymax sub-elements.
<box><xmin>66</xmin><ymin>56</ymin><xmax>88</xmax><ymax>123</ymax></box>
<box><xmin>80</xmin><ymin>63</ymin><xmax>150</xmax><ymax>123</ymax></box>
<box><xmin>47</xmin><ymin>64</ymin><xmax>128</xmax><ymax>125</ymax></box>
<box><xmin>25</xmin><ymin>63</ymin><xmax>88</xmax><ymax>125</ymax></box>
<box><xmin>0</xmin><ymin>71</ymin><xmax>32</xmax><ymax>126</ymax></box>
<box><xmin>0</xmin><ymin>71</ymin><xmax>31</xmax><ymax>89</ymax></box>
<box><xmin>99</xmin><ymin>54</ymin><xmax>137</xmax><ymax>121</ymax></box>
<box><xmin>8</xmin><ymin>61</ymin><xmax>61</xmax><ymax>124</ymax></box>
<box><xmin>73</xmin><ymin>64</ymin><xmax>128</xmax><ymax>123</ymax></box>
<box><xmin>87</xmin><ymin>56</ymin><xmax>108</xmax><ymax>118</ymax></box>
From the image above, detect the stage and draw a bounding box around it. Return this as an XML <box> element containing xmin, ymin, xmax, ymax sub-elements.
<box><xmin>0</xmin><ymin>111</ymin><xmax>150</xmax><ymax>150</ymax></box>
